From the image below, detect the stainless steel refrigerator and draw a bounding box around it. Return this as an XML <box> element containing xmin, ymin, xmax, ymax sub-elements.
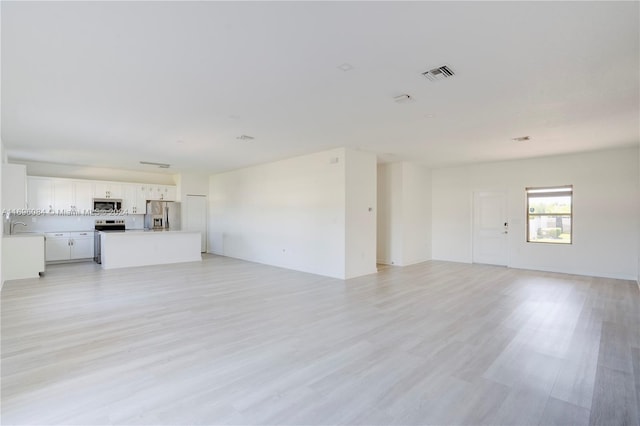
<box><xmin>145</xmin><ymin>201</ymin><xmax>181</xmax><ymax>230</ymax></box>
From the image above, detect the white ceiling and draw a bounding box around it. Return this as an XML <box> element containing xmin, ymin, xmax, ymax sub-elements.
<box><xmin>2</xmin><ymin>1</ymin><xmax>639</xmax><ymax>174</ymax></box>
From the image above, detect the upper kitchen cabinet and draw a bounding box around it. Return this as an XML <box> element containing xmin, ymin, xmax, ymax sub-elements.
<box><xmin>52</xmin><ymin>179</ymin><xmax>94</xmax><ymax>213</ymax></box>
<box><xmin>122</xmin><ymin>184</ymin><xmax>147</xmax><ymax>214</ymax></box>
<box><xmin>52</xmin><ymin>179</ymin><xmax>73</xmax><ymax>211</ymax></box>
<box><xmin>146</xmin><ymin>185</ymin><xmax>177</xmax><ymax>201</ymax></box>
<box><xmin>74</xmin><ymin>181</ymin><xmax>93</xmax><ymax>212</ymax></box>
<box><xmin>27</xmin><ymin>177</ymin><xmax>54</xmax><ymax>212</ymax></box>
<box><xmin>94</xmin><ymin>182</ymin><xmax>123</xmax><ymax>199</ymax></box>
<box><xmin>2</xmin><ymin>164</ymin><xmax>27</xmax><ymax>211</ymax></box>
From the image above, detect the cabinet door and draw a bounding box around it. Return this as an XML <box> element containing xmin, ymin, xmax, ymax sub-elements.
<box><xmin>74</xmin><ymin>181</ymin><xmax>94</xmax><ymax>213</ymax></box>
<box><xmin>164</xmin><ymin>186</ymin><xmax>177</xmax><ymax>201</ymax></box>
<box><xmin>137</xmin><ymin>185</ymin><xmax>149</xmax><ymax>213</ymax></box>
<box><xmin>107</xmin><ymin>183</ymin><xmax>123</xmax><ymax>199</ymax></box>
<box><xmin>122</xmin><ymin>184</ymin><xmax>138</xmax><ymax>214</ymax></box>
<box><xmin>70</xmin><ymin>233</ymin><xmax>94</xmax><ymax>259</ymax></box>
<box><xmin>53</xmin><ymin>179</ymin><xmax>74</xmax><ymax>212</ymax></box>
<box><xmin>93</xmin><ymin>182</ymin><xmax>123</xmax><ymax>199</ymax></box>
<box><xmin>45</xmin><ymin>235</ymin><xmax>71</xmax><ymax>261</ymax></box>
<box><xmin>27</xmin><ymin>177</ymin><xmax>54</xmax><ymax>212</ymax></box>
<box><xmin>147</xmin><ymin>186</ymin><xmax>161</xmax><ymax>200</ymax></box>
<box><xmin>2</xmin><ymin>164</ymin><xmax>27</xmax><ymax>211</ymax></box>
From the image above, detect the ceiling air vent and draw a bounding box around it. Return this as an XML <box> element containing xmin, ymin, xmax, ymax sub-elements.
<box><xmin>422</xmin><ymin>65</ymin><xmax>455</xmax><ymax>82</ymax></box>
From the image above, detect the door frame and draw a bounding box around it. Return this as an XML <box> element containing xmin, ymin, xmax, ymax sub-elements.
<box><xmin>471</xmin><ymin>190</ymin><xmax>509</xmax><ymax>266</ymax></box>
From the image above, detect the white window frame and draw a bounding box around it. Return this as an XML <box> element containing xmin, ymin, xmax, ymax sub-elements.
<box><xmin>526</xmin><ymin>185</ymin><xmax>573</xmax><ymax>244</ymax></box>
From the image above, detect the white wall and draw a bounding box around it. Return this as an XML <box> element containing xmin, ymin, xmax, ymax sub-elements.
<box><xmin>402</xmin><ymin>163</ymin><xmax>432</xmax><ymax>265</ymax></box>
<box><xmin>19</xmin><ymin>160</ymin><xmax>175</xmax><ymax>184</ymax></box>
<box><xmin>377</xmin><ymin>162</ymin><xmax>432</xmax><ymax>266</ymax></box>
<box><xmin>345</xmin><ymin>149</ymin><xmax>377</xmax><ymax>279</ymax></box>
<box><xmin>432</xmin><ymin>147</ymin><xmax>639</xmax><ymax>280</ymax></box>
<box><xmin>209</xmin><ymin>148</ymin><xmax>347</xmax><ymax>279</ymax></box>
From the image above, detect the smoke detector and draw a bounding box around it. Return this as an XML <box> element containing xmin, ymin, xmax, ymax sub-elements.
<box><xmin>422</xmin><ymin>65</ymin><xmax>455</xmax><ymax>82</ymax></box>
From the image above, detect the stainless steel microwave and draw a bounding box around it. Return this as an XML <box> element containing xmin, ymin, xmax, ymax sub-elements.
<box><xmin>93</xmin><ymin>198</ymin><xmax>123</xmax><ymax>213</ymax></box>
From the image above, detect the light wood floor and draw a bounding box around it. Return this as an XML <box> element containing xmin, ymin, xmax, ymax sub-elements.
<box><xmin>2</xmin><ymin>255</ymin><xmax>639</xmax><ymax>425</ymax></box>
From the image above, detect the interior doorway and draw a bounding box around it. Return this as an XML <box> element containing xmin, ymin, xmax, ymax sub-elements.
<box><xmin>185</xmin><ymin>195</ymin><xmax>208</xmax><ymax>253</ymax></box>
<box><xmin>472</xmin><ymin>191</ymin><xmax>508</xmax><ymax>266</ymax></box>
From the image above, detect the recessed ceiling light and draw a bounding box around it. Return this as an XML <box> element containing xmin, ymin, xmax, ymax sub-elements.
<box><xmin>236</xmin><ymin>135</ymin><xmax>255</xmax><ymax>141</ymax></box>
<box><xmin>512</xmin><ymin>136</ymin><xmax>531</xmax><ymax>142</ymax></box>
<box><xmin>140</xmin><ymin>161</ymin><xmax>171</xmax><ymax>168</ymax></box>
<box><xmin>393</xmin><ymin>94</ymin><xmax>415</xmax><ymax>103</ymax></box>
<box><xmin>337</xmin><ymin>63</ymin><xmax>354</xmax><ymax>72</ymax></box>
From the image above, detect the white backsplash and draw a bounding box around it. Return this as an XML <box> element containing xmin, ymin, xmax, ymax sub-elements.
<box><xmin>5</xmin><ymin>214</ymin><xmax>145</xmax><ymax>233</ymax></box>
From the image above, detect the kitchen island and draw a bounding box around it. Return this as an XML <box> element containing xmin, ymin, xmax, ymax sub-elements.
<box><xmin>99</xmin><ymin>230</ymin><xmax>202</xmax><ymax>270</ymax></box>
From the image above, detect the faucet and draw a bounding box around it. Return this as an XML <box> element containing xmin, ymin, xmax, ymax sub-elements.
<box><xmin>10</xmin><ymin>222</ymin><xmax>27</xmax><ymax>235</ymax></box>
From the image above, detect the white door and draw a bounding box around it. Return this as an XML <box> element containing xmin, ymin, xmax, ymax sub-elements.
<box><xmin>472</xmin><ymin>191</ymin><xmax>508</xmax><ymax>266</ymax></box>
<box><xmin>185</xmin><ymin>195</ymin><xmax>207</xmax><ymax>252</ymax></box>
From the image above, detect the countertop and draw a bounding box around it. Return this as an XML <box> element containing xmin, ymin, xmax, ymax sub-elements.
<box><xmin>4</xmin><ymin>232</ymin><xmax>45</xmax><ymax>238</ymax></box>
<box><xmin>98</xmin><ymin>229</ymin><xmax>198</xmax><ymax>235</ymax></box>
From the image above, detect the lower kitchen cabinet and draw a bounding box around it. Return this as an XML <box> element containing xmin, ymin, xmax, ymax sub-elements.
<box><xmin>71</xmin><ymin>232</ymin><xmax>94</xmax><ymax>259</ymax></box>
<box><xmin>45</xmin><ymin>231</ymin><xmax>94</xmax><ymax>262</ymax></box>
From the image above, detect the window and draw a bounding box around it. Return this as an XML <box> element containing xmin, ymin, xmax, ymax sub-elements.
<box><xmin>526</xmin><ymin>185</ymin><xmax>572</xmax><ymax>244</ymax></box>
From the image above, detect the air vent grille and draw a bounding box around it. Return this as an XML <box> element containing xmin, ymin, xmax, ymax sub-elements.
<box><xmin>422</xmin><ymin>65</ymin><xmax>455</xmax><ymax>82</ymax></box>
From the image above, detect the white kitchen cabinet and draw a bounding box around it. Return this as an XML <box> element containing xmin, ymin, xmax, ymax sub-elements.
<box><xmin>137</xmin><ymin>185</ymin><xmax>148</xmax><ymax>212</ymax></box>
<box><xmin>147</xmin><ymin>185</ymin><xmax>176</xmax><ymax>201</ymax></box>
<box><xmin>165</xmin><ymin>185</ymin><xmax>177</xmax><ymax>201</ymax></box>
<box><xmin>69</xmin><ymin>231</ymin><xmax>94</xmax><ymax>259</ymax></box>
<box><xmin>94</xmin><ymin>182</ymin><xmax>123</xmax><ymax>199</ymax></box>
<box><xmin>52</xmin><ymin>179</ymin><xmax>95</xmax><ymax>213</ymax></box>
<box><xmin>27</xmin><ymin>177</ymin><xmax>54</xmax><ymax>213</ymax></box>
<box><xmin>45</xmin><ymin>232</ymin><xmax>71</xmax><ymax>261</ymax></box>
<box><xmin>122</xmin><ymin>184</ymin><xmax>146</xmax><ymax>214</ymax></box>
<box><xmin>2</xmin><ymin>164</ymin><xmax>27</xmax><ymax>211</ymax></box>
<box><xmin>45</xmin><ymin>231</ymin><xmax>94</xmax><ymax>261</ymax></box>
<box><xmin>74</xmin><ymin>181</ymin><xmax>94</xmax><ymax>212</ymax></box>
<box><xmin>146</xmin><ymin>185</ymin><xmax>161</xmax><ymax>200</ymax></box>
<box><xmin>53</xmin><ymin>179</ymin><xmax>74</xmax><ymax>212</ymax></box>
